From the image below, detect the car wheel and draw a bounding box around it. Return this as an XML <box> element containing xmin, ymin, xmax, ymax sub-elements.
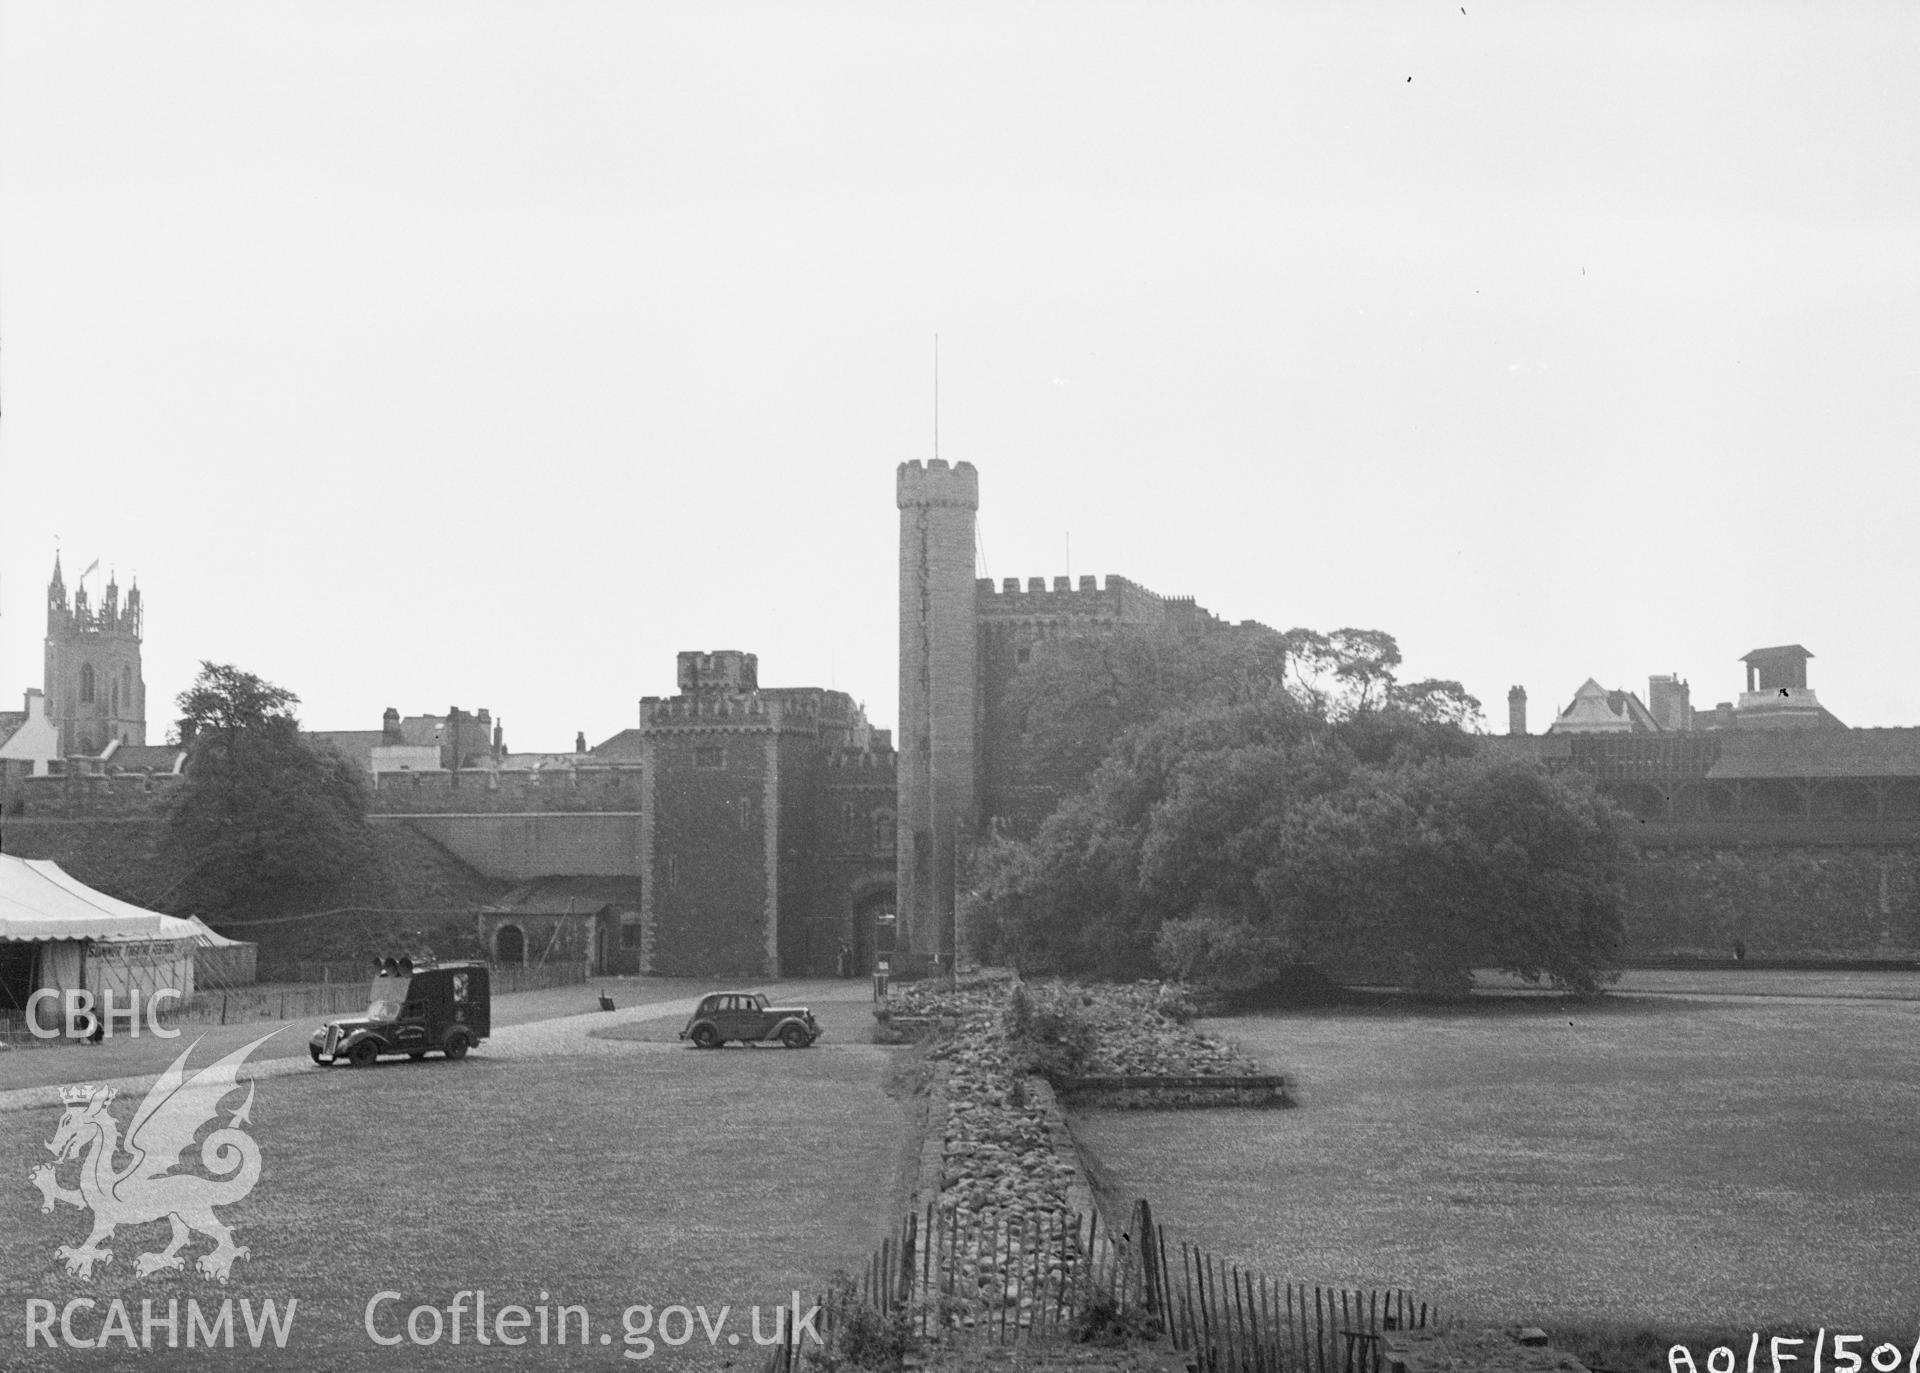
<box><xmin>309</xmin><ymin>1046</ymin><xmax>324</xmax><ymax>1065</ymax></box>
<box><xmin>347</xmin><ymin>1040</ymin><xmax>379</xmax><ymax>1069</ymax></box>
<box><xmin>444</xmin><ymin>1032</ymin><xmax>471</xmax><ymax>1061</ymax></box>
<box><xmin>690</xmin><ymin>1024</ymin><xmax>720</xmax><ymax>1049</ymax></box>
<box><xmin>779</xmin><ymin>1024</ymin><xmax>811</xmax><ymax>1049</ymax></box>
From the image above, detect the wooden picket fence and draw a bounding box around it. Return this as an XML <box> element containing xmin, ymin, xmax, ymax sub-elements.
<box><xmin>766</xmin><ymin>1198</ymin><xmax>1434</xmax><ymax>1373</ymax></box>
<box><xmin>763</xmin><ymin>1200</ymin><xmax>1132</xmax><ymax>1373</ymax></box>
<box><xmin>1155</xmin><ymin>1219</ymin><xmax>1433</xmax><ymax>1373</ymax></box>
<box><xmin>843</xmin><ymin>1201</ymin><xmax>1125</xmax><ymax>1340</ymax></box>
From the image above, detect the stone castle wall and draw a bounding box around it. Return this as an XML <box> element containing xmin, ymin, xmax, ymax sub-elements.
<box><xmin>0</xmin><ymin>815</ymin><xmax>511</xmax><ymax>967</ymax></box>
<box><xmin>366</xmin><ymin>768</ymin><xmax>644</xmax><ymax>814</ymax></box>
<box><xmin>0</xmin><ymin>817</ymin><xmax>175</xmax><ymax>904</ymax></box>
<box><xmin>1624</xmin><ymin>845</ymin><xmax>1920</xmax><ymax>956</ymax></box>
<box><xmin>2</xmin><ymin>766</ymin><xmax>649</xmax><ymax>820</ymax></box>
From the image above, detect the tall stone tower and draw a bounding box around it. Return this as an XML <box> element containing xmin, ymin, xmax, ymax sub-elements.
<box><xmin>896</xmin><ymin>459</ymin><xmax>978</xmax><ymax>969</ymax></box>
<box><xmin>44</xmin><ymin>554</ymin><xmax>147</xmax><ymax>756</ymax></box>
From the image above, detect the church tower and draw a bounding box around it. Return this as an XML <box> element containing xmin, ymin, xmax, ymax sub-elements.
<box><xmin>896</xmin><ymin>459</ymin><xmax>979</xmax><ymax>970</ymax></box>
<box><xmin>44</xmin><ymin>554</ymin><xmax>147</xmax><ymax>756</ymax></box>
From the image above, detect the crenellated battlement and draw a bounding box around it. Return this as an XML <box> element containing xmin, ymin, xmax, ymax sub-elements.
<box><xmin>638</xmin><ymin>693</ymin><xmax>841</xmax><ymax>733</ymax></box>
<box><xmin>975</xmin><ymin>572</ymin><xmax>1177</xmax><ymax>625</ymax></box>
<box><xmin>977</xmin><ymin>573</ymin><xmax>1150</xmax><ymax>597</ymax></box>
<box><xmin>972</xmin><ymin>574</ymin><xmax>1276</xmax><ymax>641</ymax></box>
<box><xmin>642</xmin><ymin>694</ymin><xmax>773</xmax><ymax>725</ymax></box>
<box><xmin>896</xmin><ymin>458</ymin><xmax>979</xmax><ymax>510</ymax></box>
<box><xmin>677</xmin><ymin>650</ymin><xmax>758</xmax><ymax>696</ymax></box>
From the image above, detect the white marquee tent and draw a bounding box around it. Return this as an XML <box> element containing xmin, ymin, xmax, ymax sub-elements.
<box><xmin>0</xmin><ymin>855</ymin><xmax>201</xmax><ymax>1030</ymax></box>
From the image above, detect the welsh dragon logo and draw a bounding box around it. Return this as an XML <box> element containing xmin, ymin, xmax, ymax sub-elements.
<box><xmin>29</xmin><ymin>1033</ymin><xmax>277</xmax><ymax>1282</ymax></box>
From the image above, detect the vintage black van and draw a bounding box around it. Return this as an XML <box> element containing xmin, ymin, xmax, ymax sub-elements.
<box><xmin>309</xmin><ymin>960</ymin><xmax>491</xmax><ymax>1067</ymax></box>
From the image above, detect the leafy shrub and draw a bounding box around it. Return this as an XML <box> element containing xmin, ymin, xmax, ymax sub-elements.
<box><xmin>809</xmin><ymin>1276</ymin><xmax>915</xmax><ymax>1373</ymax></box>
<box><xmin>1068</xmin><ymin>1290</ymin><xmax>1162</xmax><ymax>1345</ymax></box>
<box><xmin>1153</xmin><ymin>911</ymin><xmax>1291</xmax><ymax>992</ymax></box>
<box><xmin>1002</xmin><ymin>980</ymin><xmax>1098</xmax><ymax>1080</ymax></box>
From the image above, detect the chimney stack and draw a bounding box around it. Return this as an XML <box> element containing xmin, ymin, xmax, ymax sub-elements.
<box><xmin>1648</xmin><ymin>674</ymin><xmax>1692</xmax><ymax>731</ymax></box>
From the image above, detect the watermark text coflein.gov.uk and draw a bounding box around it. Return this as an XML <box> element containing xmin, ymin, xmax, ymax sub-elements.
<box><xmin>364</xmin><ymin>1290</ymin><xmax>825</xmax><ymax>1360</ymax></box>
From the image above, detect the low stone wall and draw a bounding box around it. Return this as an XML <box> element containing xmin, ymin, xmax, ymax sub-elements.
<box><xmin>885</xmin><ymin>975</ymin><xmax>1281</xmax><ymax>1332</ymax></box>
<box><xmin>891</xmin><ymin>978</ymin><xmax>1096</xmax><ymax>1331</ymax></box>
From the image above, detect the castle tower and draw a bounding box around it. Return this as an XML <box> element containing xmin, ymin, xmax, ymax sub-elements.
<box><xmin>44</xmin><ymin>554</ymin><xmax>146</xmax><ymax>756</ymax></box>
<box><xmin>896</xmin><ymin>459</ymin><xmax>979</xmax><ymax>970</ymax></box>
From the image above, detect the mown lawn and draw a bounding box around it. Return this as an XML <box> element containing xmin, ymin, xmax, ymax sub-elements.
<box><xmin>1481</xmin><ymin>966</ymin><xmax>1920</xmax><ymax>1002</ymax></box>
<box><xmin>1074</xmin><ymin>991</ymin><xmax>1920</xmax><ymax>1337</ymax></box>
<box><xmin>2</xmin><ymin>1039</ymin><xmax>910</xmax><ymax>1372</ymax></box>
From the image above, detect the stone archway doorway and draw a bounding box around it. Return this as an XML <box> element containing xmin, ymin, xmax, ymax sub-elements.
<box><xmin>850</xmin><ymin>884</ymin><xmax>895</xmax><ymax>978</ymax></box>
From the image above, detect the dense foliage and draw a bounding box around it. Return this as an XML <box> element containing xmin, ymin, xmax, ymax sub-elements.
<box><xmin>970</xmin><ymin>630</ymin><xmax>1626</xmax><ymax>995</ymax></box>
<box><xmin>160</xmin><ymin>663</ymin><xmax>372</xmax><ymax>920</ymax></box>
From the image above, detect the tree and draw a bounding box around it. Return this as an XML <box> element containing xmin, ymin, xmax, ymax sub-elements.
<box><xmin>1386</xmin><ymin>678</ymin><xmax>1484</xmax><ymax>729</ymax></box>
<box><xmin>968</xmin><ymin>695</ymin><xmax>1627</xmax><ymax>995</ymax></box>
<box><xmin>1283</xmin><ymin>627</ymin><xmax>1403</xmax><ymax>718</ymax></box>
<box><xmin>160</xmin><ymin>663</ymin><xmax>372</xmax><ymax>920</ymax></box>
<box><xmin>175</xmin><ymin>662</ymin><xmax>300</xmax><ymax>738</ymax></box>
<box><xmin>1254</xmin><ymin>755</ymin><xmax>1627</xmax><ymax>994</ymax></box>
<box><xmin>990</xmin><ymin>622</ymin><xmax>1487</xmax><ymax>830</ymax></box>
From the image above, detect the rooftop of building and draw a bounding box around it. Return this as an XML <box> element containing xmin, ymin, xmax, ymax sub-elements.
<box><xmin>1549</xmin><ymin>677</ymin><xmax>1661</xmax><ymax>733</ymax></box>
<box><xmin>592</xmin><ymin>729</ymin><xmax>645</xmax><ymax>760</ymax></box>
<box><xmin>104</xmin><ymin>744</ymin><xmax>187</xmax><ymax>773</ymax></box>
<box><xmin>1705</xmin><ymin>727</ymin><xmax>1920</xmax><ymax>778</ymax></box>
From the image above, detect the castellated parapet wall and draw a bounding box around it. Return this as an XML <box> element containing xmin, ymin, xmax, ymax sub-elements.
<box><xmin>976</xmin><ymin>573</ymin><xmax>1265</xmax><ymax>637</ymax></box>
<box><xmin>639</xmin><ymin>694</ymin><xmax>843</xmax><ymax>735</ymax></box>
<box><xmin>4</xmin><ymin>771</ymin><xmax>183</xmax><ymax>819</ymax></box>
<box><xmin>896</xmin><ymin>456</ymin><xmax>979</xmax><ymax>508</ymax></box>
<box><xmin>975</xmin><ymin>573</ymin><xmax>1165</xmax><ymax>625</ymax></box>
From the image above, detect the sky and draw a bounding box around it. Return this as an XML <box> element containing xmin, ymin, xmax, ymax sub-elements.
<box><xmin>2</xmin><ymin>2</ymin><xmax>1916</xmax><ymax>751</ymax></box>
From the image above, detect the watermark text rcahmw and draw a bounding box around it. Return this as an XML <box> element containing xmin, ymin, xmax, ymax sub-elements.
<box><xmin>26</xmin><ymin>1297</ymin><xmax>297</xmax><ymax>1349</ymax></box>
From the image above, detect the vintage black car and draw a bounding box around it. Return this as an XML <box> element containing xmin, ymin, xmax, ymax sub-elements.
<box><xmin>310</xmin><ymin>960</ymin><xmax>491</xmax><ymax>1067</ymax></box>
<box><xmin>678</xmin><ymin>991</ymin><xmax>820</xmax><ymax>1048</ymax></box>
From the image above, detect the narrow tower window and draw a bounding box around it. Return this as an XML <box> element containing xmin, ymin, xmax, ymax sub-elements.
<box><xmin>79</xmin><ymin>664</ymin><xmax>95</xmax><ymax>704</ymax></box>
